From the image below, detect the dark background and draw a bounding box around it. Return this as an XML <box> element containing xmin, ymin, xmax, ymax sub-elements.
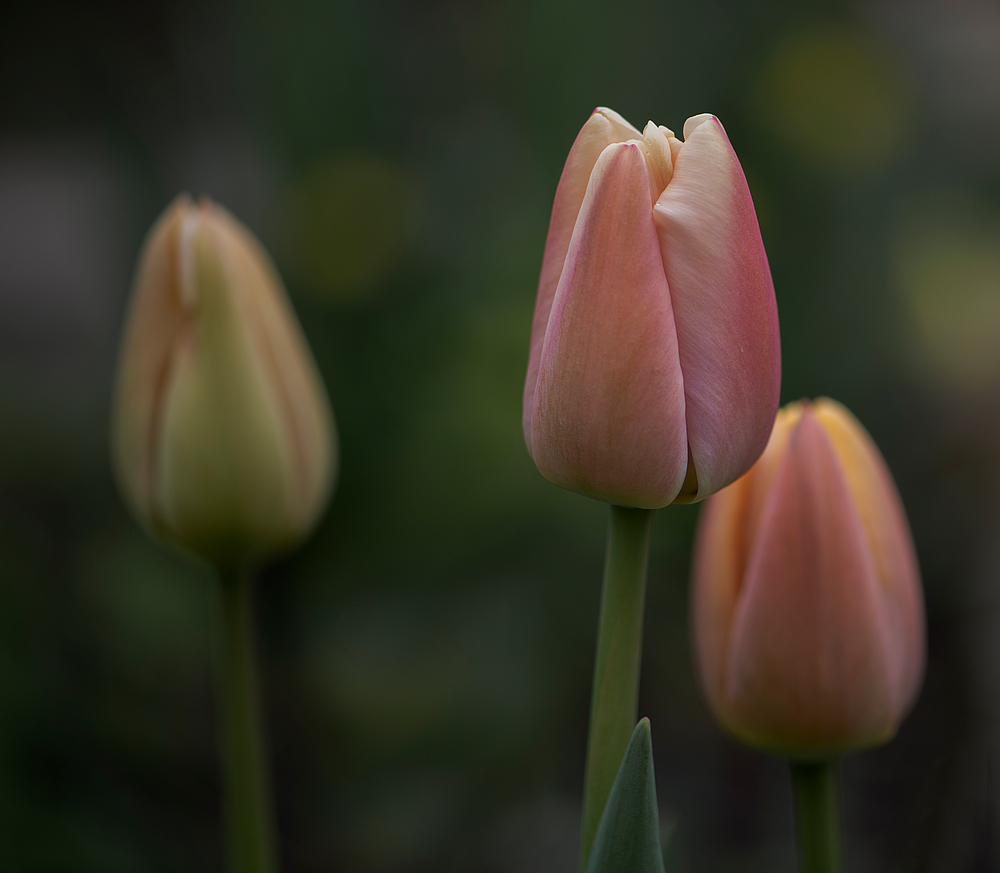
<box><xmin>0</xmin><ymin>0</ymin><xmax>995</xmax><ymax>870</ymax></box>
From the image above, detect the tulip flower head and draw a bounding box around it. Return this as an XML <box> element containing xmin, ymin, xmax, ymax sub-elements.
<box><xmin>111</xmin><ymin>195</ymin><xmax>337</xmax><ymax>567</ymax></box>
<box><xmin>692</xmin><ymin>399</ymin><xmax>925</xmax><ymax>757</ymax></box>
<box><xmin>523</xmin><ymin>108</ymin><xmax>780</xmax><ymax>508</ymax></box>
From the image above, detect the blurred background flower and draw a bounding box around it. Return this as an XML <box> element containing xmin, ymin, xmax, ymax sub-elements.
<box><xmin>0</xmin><ymin>0</ymin><xmax>994</xmax><ymax>871</ymax></box>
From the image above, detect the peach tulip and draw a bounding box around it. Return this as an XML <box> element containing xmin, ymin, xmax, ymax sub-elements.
<box><xmin>523</xmin><ymin>108</ymin><xmax>780</xmax><ymax>508</ymax></box>
<box><xmin>692</xmin><ymin>399</ymin><xmax>925</xmax><ymax>756</ymax></box>
<box><xmin>111</xmin><ymin>195</ymin><xmax>337</xmax><ymax>567</ymax></box>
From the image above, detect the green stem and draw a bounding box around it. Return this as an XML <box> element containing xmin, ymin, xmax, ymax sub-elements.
<box><xmin>579</xmin><ymin>505</ymin><xmax>655</xmax><ymax>873</ymax></box>
<box><xmin>216</xmin><ymin>567</ymin><xmax>279</xmax><ymax>873</ymax></box>
<box><xmin>791</xmin><ymin>759</ymin><xmax>843</xmax><ymax>873</ymax></box>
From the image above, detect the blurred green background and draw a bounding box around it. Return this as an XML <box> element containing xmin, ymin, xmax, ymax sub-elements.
<box><xmin>0</xmin><ymin>0</ymin><xmax>995</xmax><ymax>870</ymax></box>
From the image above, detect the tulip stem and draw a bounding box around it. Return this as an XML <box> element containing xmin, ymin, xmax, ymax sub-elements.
<box><xmin>791</xmin><ymin>759</ymin><xmax>843</xmax><ymax>873</ymax></box>
<box><xmin>579</xmin><ymin>505</ymin><xmax>655</xmax><ymax>873</ymax></box>
<box><xmin>216</xmin><ymin>567</ymin><xmax>279</xmax><ymax>873</ymax></box>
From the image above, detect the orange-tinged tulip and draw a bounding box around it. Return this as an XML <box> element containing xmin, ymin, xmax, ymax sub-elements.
<box><xmin>111</xmin><ymin>195</ymin><xmax>337</xmax><ymax>567</ymax></box>
<box><xmin>523</xmin><ymin>108</ymin><xmax>780</xmax><ymax>508</ymax></box>
<box><xmin>692</xmin><ymin>398</ymin><xmax>925</xmax><ymax>756</ymax></box>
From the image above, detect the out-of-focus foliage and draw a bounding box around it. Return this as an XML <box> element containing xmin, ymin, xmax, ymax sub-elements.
<box><xmin>0</xmin><ymin>0</ymin><xmax>994</xmax><ymax>871</ymax></box>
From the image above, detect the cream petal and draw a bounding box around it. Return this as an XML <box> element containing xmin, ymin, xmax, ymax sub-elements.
<box><xmin>207</xmin><ymin>202</ymin><xmax>337</xmax><ymax>538</ymax></box>
<box><xmin>683</xmin><ymin>113</ymin><xmax>714</xmax><ymax>139</ymax></box>
<box><xmin>156</xmin><ymin>208</ymin><xmax>299</xmax><ymax>563</ymax></box>
<box><xmin>640</xmin><ymin>121</ymin><xmax>673</xmax><ymax>203</ymax></box>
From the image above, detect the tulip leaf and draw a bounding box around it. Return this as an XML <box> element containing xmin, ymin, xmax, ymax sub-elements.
<box><xmin>585</xmin><ymin>717</ymin><xmax>665</xmax><ymax>873</ymax></box>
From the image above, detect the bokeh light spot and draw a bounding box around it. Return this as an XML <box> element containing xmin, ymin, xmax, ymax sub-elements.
<box><xmin>893</xmin><ymin>191</ymin><xmax>1000</xmax><ymax>393</ymax></box>
<box><xmin>754</xmin><ymin>24</ymin><xmax>911</xmax><ymax>170</ymax></box>
<box><xmin>288</xmin><ymin>152</ymin><xmax>409</xmax><ymax>304</ymax></box>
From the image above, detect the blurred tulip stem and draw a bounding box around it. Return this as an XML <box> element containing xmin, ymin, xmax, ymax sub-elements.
<box><xmin>216</xmin><ymin>567</ymin><xmax>279</xmax><ymax>873</ymax></box>
<box><xmin>579</xmin><ymin>505</ymin><xmax>655</xmax><ymax>872</ymax></box>
<box><xmin>791</xmin><ymin>759</ymin><xmax>843</xmax><ymax>873</ymax></box>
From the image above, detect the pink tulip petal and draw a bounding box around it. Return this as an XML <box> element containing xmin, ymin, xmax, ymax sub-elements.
<box><xmin>692</xmin><ymin>404</ymin><xmax>803</xmax><ymax>718</ymax></box>
<box><xmin>691</xmin><ymin>472</ymin><xmax>752</xmax><ymax>719</ymax></box>
<box><xmin>523</xmin><ymin>108</ymin><xmax>639</xmax><ymax>446</ymax></box>
<box><xmin>530</xmin><ymin>141</ymin><xmax>688</xmax><ymax>508</ymax></box>
<box><xmin>813</xmin><ymin>398</ymin><xmax>925</xmax><ymax>714</ymax></box>
<box><xmin>724</xmin><ymin>408</ymin><xmax>898</xmax><ymax>753</ymax></box>
<box><xmin>653</xmin><ymin>117</ymin><xmax>780</xmax><ymax>501</ymax></box>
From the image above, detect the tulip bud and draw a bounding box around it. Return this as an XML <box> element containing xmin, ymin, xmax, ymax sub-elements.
<box><xmin>691</xmin><ymin>398</ymin><xmax>925</xmax><ymax>756</ymax></box>
<box><xmin>523</xmin><ymin>108</ymin><xmax>780</xmax><ymax>508</ymax></box>
<box><xmin>111</xmin><ymin>195</ymin><xmax>337</xmax><ymax>567</ymax></box>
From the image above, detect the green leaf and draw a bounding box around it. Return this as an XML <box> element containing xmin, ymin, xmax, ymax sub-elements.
<box><xmin>585</xmin><ymin>717</ymin><xmax>665</xmax><ymax>873</ymax></box>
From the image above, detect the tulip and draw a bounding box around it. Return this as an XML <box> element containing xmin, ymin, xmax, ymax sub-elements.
<box><xmin>691</xmin><ymin>398</ymin><xmax>925</xmax><ymax>756</ymax></box>
<box><xmin>523</xmin><ymin>107</ymin><xmax>780</xmax><ymax>508</ymax></box>
<box><xmin>111</xmin><ymin>194</ymin><xmax>337</xmax><ymax>567</ymax></box>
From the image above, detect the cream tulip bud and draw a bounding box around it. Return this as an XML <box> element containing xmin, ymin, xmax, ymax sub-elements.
<box><xmin>691</xmin><ymin>399</ymin><xmax>925</xmax><ymax>756</ymax></box>
<box><xmin>111</xmin><ymin>195</ymin><xmax>337</xmax><ymax>567</ymax></box>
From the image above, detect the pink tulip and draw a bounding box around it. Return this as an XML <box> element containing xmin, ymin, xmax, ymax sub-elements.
<box><xmin>692</xmin><ymin>399</ymin><xmax>925</xmax><ymax>755</ymax></box>
<box><xmin>523</xmin><ymin>108</ymin><xmax>780</xmax><ymax>508</ymax></box>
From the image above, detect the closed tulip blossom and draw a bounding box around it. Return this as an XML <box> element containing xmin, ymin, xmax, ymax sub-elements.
<box><xmin>692</xmin><ymin>398</ymin><xmax>925</xmax><ymax>756</ymax></box>
<box><xmin>112</xmin><ymin>194</ymin><xmax>337</xmax><ymax>567</ymax></box>
<box><xmin>111</xmin><ymin>194</ymin><xmax>337</xmax><ymax>873</ymax></box>
<box><xmin>523</xmin><ymin>108</ymin><xmax>780</xmax><ymax>508</ymax></box>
